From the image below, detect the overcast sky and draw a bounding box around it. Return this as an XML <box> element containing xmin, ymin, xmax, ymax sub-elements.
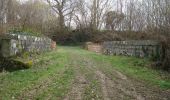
<box><xmin>17</xmin><ymin>0</ymin><xmax>138</xmax><ymax>14</ymax></box>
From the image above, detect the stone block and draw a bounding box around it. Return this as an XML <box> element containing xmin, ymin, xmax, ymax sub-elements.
<box><xmin>103</xmin><ymin>40</ymin><xmax>162</xmax><ymax>59</ymax></box>
<box><xmin>0</xmin><ymin>33</ymin><xmax>53</xmax><ymax>57</ymax></box>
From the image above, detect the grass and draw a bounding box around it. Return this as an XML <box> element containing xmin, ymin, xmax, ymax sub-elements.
<box><xmin>84</xmin><ymin>80</ymin><xmax>102</xmax><ymax>100</ymax></box>
<box><xmin>0</xmin><ymin>48</ymin><xmax>75</xmax><ymax>100</ymax></box>
<box><xmin>90</xmin><ymin>53</ymin><xmax>170</xmax><ymax>89</ymax></box>
<box><xmin>57</xmin><ymin>46</ymin><xmax>170</xmax><ymax>89</ymax></box>
<box><xmin>35</xmin><ymin>68</ymin><xmax>74</xmax><ymax>100</ymax></box>
<box><xmin>0</xmin><ymin>46</ymin><xmax>169</xmax><ymax>99</ymax></box>
<box><xmin>60</xmin><ymin>46</ymin><xmax>170</xmax><ymax>89</ymax></box>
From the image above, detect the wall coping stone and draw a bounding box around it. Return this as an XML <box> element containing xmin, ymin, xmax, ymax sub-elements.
<box><xmin>103</xmin><ymin>40</ymin><xmax>160</xmax><ymax>46</ymax></box>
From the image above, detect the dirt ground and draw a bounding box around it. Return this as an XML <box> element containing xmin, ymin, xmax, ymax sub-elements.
<box><xmin>63</xmin><ymin>51</ymin><xmax>170</xmax><ymax>100</ymax></box>
<box><xmin>0</xmin><ymin>47</ymin><xmax>169</xmax><ymax>100</ymax></box>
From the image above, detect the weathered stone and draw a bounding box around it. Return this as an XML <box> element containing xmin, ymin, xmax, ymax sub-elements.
<box><xmin>85</xmin><ymin>42</ymin><xmax>102</xmax><ymax>54</ymax></box>
<box><xmin>102</xmin><ymin>40</ymin><xmax>162</xmax><ymax>59</ymax></box>
<box><xmin>51</xmin><ymin>41</ymin><xmax>56</xmax><ymax>50</ymax></box>
<box><xmin>0</xmin><ymin>33</ymin><xmax>53</xmax><ymax>57</ymax></box>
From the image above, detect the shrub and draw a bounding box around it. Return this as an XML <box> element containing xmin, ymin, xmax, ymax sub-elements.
<box><xmin>0</xmin><ymin>58</ymin><xmax>33</xmax><ymax>72</ymax></box>
<box><xmin>8</xmin><ymin>27</ymin><xmax>42</xmax><ymax>36</ymax></box>
<box><xmin>24</xmin><ymin>60</ymin><xmax>33</xmax><ymax>69</ymax></box>
<box><xmin>22</xmin><ymin>52</ymin><xmax>30</xmax><ymax>59</ymax></box>
<box><xmin>157</xmin><ymin>36</ymin><xmax>170</xmax><ymax>71</ymax></box>
<box><xmin>12</xmin><ymin>59</ymin><xmax>33</xmax><ymax>69</ymax></box>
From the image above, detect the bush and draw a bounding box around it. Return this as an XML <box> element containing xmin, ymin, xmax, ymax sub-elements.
<box><xmin>24</xmin><ymin>60</ymin><xmax>33</xmax><ymax>69</ymax></box>
<box><xmin>8</xmin><ymin>27</ymin><xmax>42</xmax><ymax>36</ymax></box>
<box><xmin>152</xmin><ymin>36</ymin><xmax>170</xmax><ymax>71</ymax></box>
<box><xmin>0</xmin><ymin>58</ymin><xmax>33</xmax><ymax>72</ymax></box>
<box><xmin>53</xmin><ymin>29</ymin><xmax>124</xmax><ymax>45</ymax></box>
<box><xmin>162</xmin><ymin>39</ymin><xmax>170</xmax><ymax>71</ymax></box>
<box><xmin>10</xmin><ymin>59</ymin><xmax>33</xmax><ymax>69</ymax></box>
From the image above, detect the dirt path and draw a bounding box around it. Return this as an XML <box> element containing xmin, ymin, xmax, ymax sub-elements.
<box><xmin>64</xmin><ymin>75</ymin><xmax>87</xmax><ymax>100</ymax></box>
<box><xmin>95</xmin><ymin>70</ymin><xmax>110</xmax><ymax>100</ymax></box>
<box><xmin>63</xmin><ymin>51</ymin><xmax>170</xmax><ymax>100</ymax></box>
<box><xmin>96</xmin><ymin>70</ymin><xmax>145</xmax><ymax>100</ymax></box>
<box><xmin>83</xmin><ymin>55</ymin><xmax>144</xmax><ymax>100</ymax></box>
<box><xmin>63</xmin><ymin>53</ymin><xmax>141</xmax><ymax>100</ymax></box>
<box><xmin>64</xmin><ymin>56</ymin><xmax>88</xmax><ymax>100</ymax></box>
<box><xmin>1</xmin><ymin>47</ymin><xmax>169</xmax><ymax>100</ymax></box>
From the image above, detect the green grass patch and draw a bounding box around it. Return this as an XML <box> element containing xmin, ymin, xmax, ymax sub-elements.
<box><xmin>35</xmin><ymin>67</ymin><xmax>74</xmax><ymax>100</ymax></box>
<box><xmin>0</xmin><ymin>46</ymin><xmax>169</xmax><ymax>100</ymax></box>
<box><xmin>59</xmin><ymin>46</ymin><xmax>170</xmax><ymax>89</ymax></box>
<box><xmin>90</xmin><ymin>53</ymin><xmax>170</xmax><ymax>89</ymax></box>
<box><xmin>0</xmin><ymin>48</ymin><xmax>74</xmax><ymax>100</ymax></box>
<box><xmin>83</xmin><ymin>80</ymin><xmax>102</xmax><ymax>100</ymax></box>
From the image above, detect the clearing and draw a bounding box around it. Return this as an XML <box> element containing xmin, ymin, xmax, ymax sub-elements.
<box><xmin>0</xmin><ymin>46</ymin><xmax>170</xmax><ymax>100</ymax></box>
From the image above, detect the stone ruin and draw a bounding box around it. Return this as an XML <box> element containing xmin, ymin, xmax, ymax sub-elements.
<box><xmin>0</xmin><ymin>33</ymin><xmax>53</xmax><ymax>57</ymax></box>
<box><xmin>85</xmin><ymin>42</ymin><xmax>102</xmax><ymax>54</ymax></box>
<box><xmin>103</xmin><ymin>40</ymin><xmax>162</xmax><ymax>59</ymax></box>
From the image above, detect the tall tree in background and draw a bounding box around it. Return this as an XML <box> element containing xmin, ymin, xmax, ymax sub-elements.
<box><xmin>19</xmin><ymin>0</ymin><xmax>51</xmax><ymax>33</ymax></box>
<box><xmin>46</xmin><ymin>0</ymin><xmax>76</xmax><ymax>33</ymax></box>
<box><xmin>0</xmin><ymin>0</ymin><xmax>58</xmax><ymax>35</ymax></box>
<box><xmin>90</xmin><ymin>0</ymin><xmax>111</xmax><ymax>30</ymax></box>
<box><xmin>0</xmin><ymin>0</ymin><xmax>169</xmax><ymax>38</ymax></box>
<box><xmin>0</xmin><ymin>0</ymin><xmax>20</xmax><ymax>33</ymax></box>
<box><xmin>6</xmin><ymin>0</ymin><xmax>18</xmax><ymax>27</ymax></box>
<box><xmin>0</xmin><ymin>0</ymin><xmax>7</xmax><ymax>33</ymax></box>
<box><xmin>74</xmin><ymin>0</ymin><xmax>88</xmax><ymax>30</ymax></box>
<box><xmin>105</xmin><ymin>11</ymin><xmax>124</xmax><ymax>31</ymax></box>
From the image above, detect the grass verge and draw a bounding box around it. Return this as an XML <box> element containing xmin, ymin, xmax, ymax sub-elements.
<box><xmin>0</xmin><ymin>49</ymin><xmax>74</xmax><ymax>100</ymax></box>
<box><xmin>91</xmin><ymin>53</ymin><xmax>170</xmax><ymax>89</ymax></box>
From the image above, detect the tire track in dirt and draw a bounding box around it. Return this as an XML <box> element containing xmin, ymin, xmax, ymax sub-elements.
<box><xmin>80</xmin><ymin>55</ymin><xmax>144</xmax><ymax>100</ymax></box>
<box><xmin>95</xmin><ymin>70</ymin><xmax>110</xmax><ymax>100</ymax></box>
<box><xmin>96</xmin><ymin>69</ymin><xmax>145</xmax><ymax>100</ymax></box>
<box><xmin>95</xmin><ymin>59</ymin><xmax>168</xmax><ymax>100</ymax></box>
<box><xmin>64</xmin><ymin>75</ymin><xmax>87</xmax><ymax>100</ymax></box>
<box><xmin>65</xmin><ymin>51</ymin><xmax>168</xmax><ymax>100</ymax></box>
<box><xmin>64</xmin><ymin>55</ymin><xmax>88</xmax><ymax>100</ymax></box>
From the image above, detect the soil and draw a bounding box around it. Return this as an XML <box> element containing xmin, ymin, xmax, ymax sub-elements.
<box><xmin>63</xmin><ymin>53</ymin><xmax>170</xmax><ymax>100</ymax></box>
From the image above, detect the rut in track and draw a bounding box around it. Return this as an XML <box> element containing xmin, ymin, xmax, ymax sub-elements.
<box><xmin>64</xmin><ymin>55</ymin><xmax>88</xmax><ymax>100</ymax></box>
<box><xmin>64</xmin><ymin>51</ymin><xmax>170</xmax><ymax>100</ymax></box>
<box><xmin>96</xmin><ymin>70</ymin><xmax>144</xmax><ymax>100</ymax></box>
<box><xmin>64</xmin><ymin>53</ymin><xmax>145</xmax><ymax>100</ymax></box>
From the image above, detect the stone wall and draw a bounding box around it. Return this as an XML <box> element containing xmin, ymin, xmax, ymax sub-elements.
<box><xmin>0</xmin><ymin>34</ymin><xmax>52</xmax><ymax>57</ymax></box>
<box><xmin>103</xmin><ymin>40</ymin><xmax>162</xmax><ymax>59</ymax></box>
<box><xmin>85</xmin><ymin>42</ymin><xmax>102</xmax><ymax>54</ymax></box>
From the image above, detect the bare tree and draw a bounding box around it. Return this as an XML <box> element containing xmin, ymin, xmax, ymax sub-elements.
<box><xmin>73</xmin><ymin>0</ymin><xmax>89</xmax><ymax>30</ymax></box>
<box><xmin>105</xmin><ymin>11</ymin><xmax>124</xmax><ymax>31</ymax></box>
<box><xmin>17</xmin><ymin>0</ymin><xmax>53</xmax><ymax>34</ymax></box>
<box><xmin>46</xmin><ymin>0</ymin><xmax>76</xmax><ymax>32</ymax></box>
<box><xmin>0</xmin><ymin>0</ymin><xmax>9</xmax><ymax>33</ymax></box>
<box><xmin>89</xmin><ymin>0</ymin><xmax>112</xmax><ymax>30</ymax></box>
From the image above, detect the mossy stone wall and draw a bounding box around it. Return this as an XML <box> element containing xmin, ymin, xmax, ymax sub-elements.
<box><xmin>103</xmin><ymin>40</ymin><xmax>162</xmax><ymax>60</ymax></box>
<box><xmin>0</xmin><ymin>34</ymin><xmax>52</xmax><ymax>57</ymax></box>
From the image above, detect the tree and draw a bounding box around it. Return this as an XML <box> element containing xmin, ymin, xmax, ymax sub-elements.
<box><xmin>0</xmin><ymin>0</ymin><xmax>7</xmax><ymax>24</ymax></box>
<box><xmin>17</xmin><ymin>0</ymin><xmax>53</xmax><ymax>34</ymax></box>
<box><xmin>0</xmin><ymin>0</ymin><xmax>9</xmax><ymax>33</ymax></box>
<box><xmin>46</xmin><ymin>0</ymin><xmax>76</xmax><ymax>33</ymax></box>
<box><xmin>0</xmin><ymin>0</ymin><xmax>19</xmax><ymax>33</ymax></box>
<box><xmin>105</xmin><ymin>11</ymin><xmax>124</xmax><ymax>31</ymax></box>
<box><xmin>89</xmin><ymin>0</ymin><xmax>111</xmax><ymax>30</ymax></box>
<box><xmin>73</xmin><ymin>0</ymin><xmax>89</xmax><ymax>30</ymax></box>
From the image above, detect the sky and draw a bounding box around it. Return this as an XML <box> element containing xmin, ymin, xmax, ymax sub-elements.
<box><xmin>17</xmin><ymin>0</ymin><xmax>28</xmax><ymax>2</ymax></box>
